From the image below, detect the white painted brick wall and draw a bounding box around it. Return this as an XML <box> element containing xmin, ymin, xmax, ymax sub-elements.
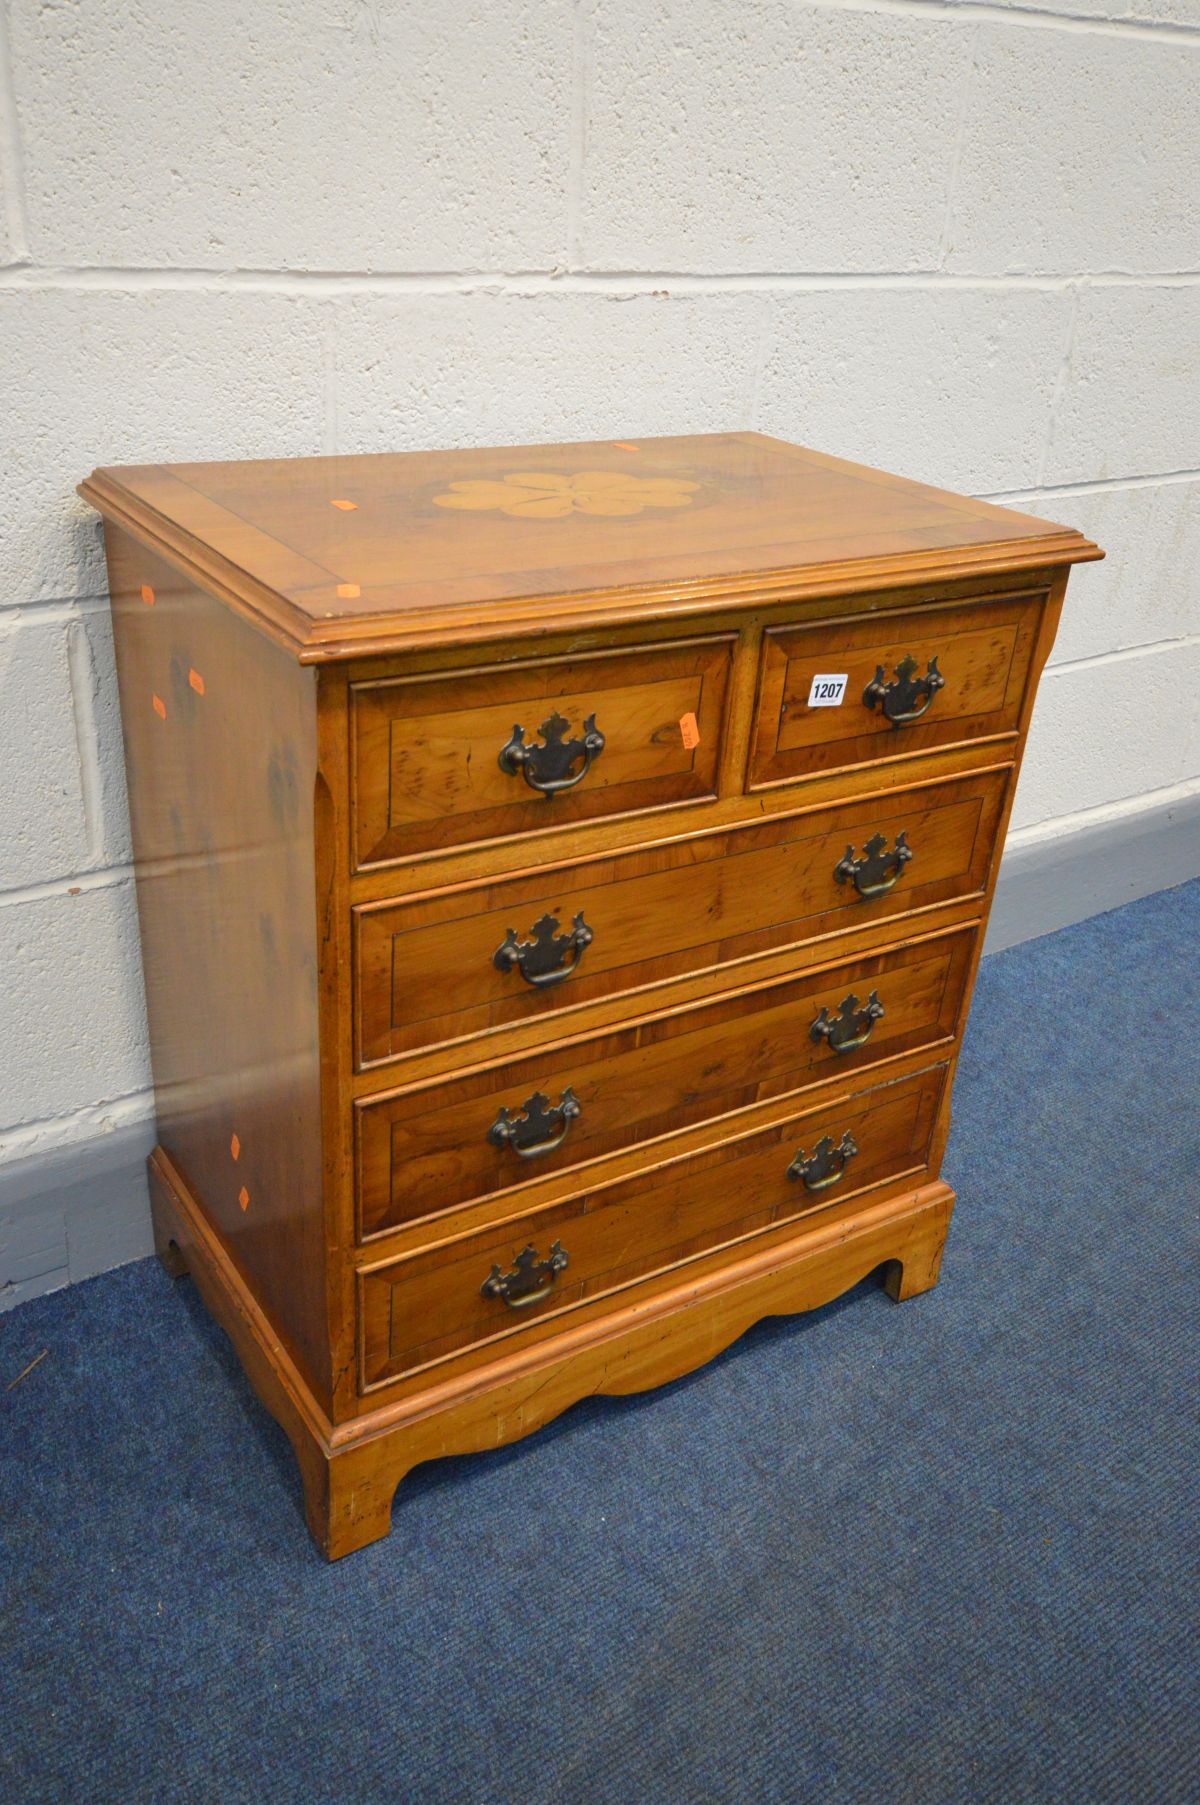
<box><xmin>11</xmin><ymin>0</ymin><xmax>573</xmax><ymax>271</ymax></box>
<box><xmin>0</xmin><ymin>613</ymin><xmax>94</xmax><ymax>887</ymax></box>
<box><xmin>0</xmin><ymin>163</ymin><xmax>12</xmax><ymax>264</ymax></box>
<box><xmin>0</xmin><ymin>880</ymin><xmax>149</xmax><ymax>1128</ymax></box>
<box><xmin>946</xmin><ymin>27</ymin><xmax>1199</xmax><ymax>274</ymax></box>
<box><xmin>1044</xmin><ymin>479</ymin><xmax>1200</xmax><ymax>667</ymax></box>
<box><xmin>331</xmin><ymin>292</ymin><xmax>770</xmax><ymax>451</ymax></box>
<box><xmin>754</xmin><ymin>288</ymin><xmax>1073</xmax><ymax>492</ymax></box>
<box><xmin>578</xmin><ymin>4</ymin><xmax>972</xmax><ymax>271</ymax></box>
<box><xmin>1046</xmin><ymin>285</ymin><xmax>1200</xmax><ymax>482</ymax></box>
<box><xmin>0</xmin><ymin>288</ymin><xmax>327</xmax><ymax>599</ymax></box>
<box><xmin>0</xmin><ymin>0</ymin><xmax>1197</xmax><ymax>1295</ymax></box>
<box><xmin>1012</xmin><ymin>639</ymin><xmax>1200</xmax><ymax>829</ymax></box>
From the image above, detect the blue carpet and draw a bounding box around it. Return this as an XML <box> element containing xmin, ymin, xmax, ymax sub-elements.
<box><xmin>2</xmin><ymin>880</ymin><xmax>1198</xmax><ymax>1805</ymax></box>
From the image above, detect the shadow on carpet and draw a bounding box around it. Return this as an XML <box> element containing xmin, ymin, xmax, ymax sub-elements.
<box><xmin>2</xmin><ymin>879</ymin><xmax>1198</xmax><ymax>1804</ymax></box>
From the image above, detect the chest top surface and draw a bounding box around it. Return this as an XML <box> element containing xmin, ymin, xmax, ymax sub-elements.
<box><xmin>80</xmin><ymin>431</ymin><xmax>1100</xmax><ymax>661</ymax></box>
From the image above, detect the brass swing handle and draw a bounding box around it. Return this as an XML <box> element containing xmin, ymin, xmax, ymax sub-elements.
<box><xmin>834</xmin><ymin>830</ymin><xmax>912</xmax><ymax>900</ymax></box>
<box><xmin>499</xmin><ymin>710</ymin><xmax>606</xmax><ymax>795</ymax></box>
<box><xmin>810</xmin><ymin>989</ymin><xmax>885</xmax><ymax>1055</ymax></box>
<box><xmin>786</xmin><ymin>1131</ymin><xmax>859</xmax><ymax>1192</ymax></box>
<box><xmin>488</xmin><ymin>1086</ymin><xmax>581</xmax><ymax>1160</ymax></box>
<box><xmin>493</xmin><ymin>911</ymin><xmax>593</xmax><ymax>989</ymax></box>
<box><xmin>480</xmin><ymin>1240</ymin><xmax>569</xmax><ymax>1309</ymax></box>
<box><xmin>863</xmin><ymin>654</ymin><xmax>945</xmax><ymax>726</ymax></box>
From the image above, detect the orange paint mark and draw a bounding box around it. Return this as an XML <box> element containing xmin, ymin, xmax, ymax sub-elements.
<box><xmin>238</xmin><ymin>1185</ymin><xmax>250</xmax><ymax>1212</ymax></box>
<box><xmin>230</xmin><ymin>1133</ymin><xmax>240</xmax><ymax>1161</ymax></box>
<box><xmin>612</xmin><ymin>442</ymin><xmax>640</xmax><ymax>453</ymax></box>
<box><xmin>679</xmin><ymin>711</ymin><xmax>700</xmax><ymax>751</ymax></box>
<box><xmin>152</xmin><ymin>693</ymin><xmax>166</xmax><ymax>720</ymax></box>
<box><xmin>188</xmin><ymin>668</ymin><xmax>205</xmax><ymax>695</ymax></box>
<box><xmin>140</xmin><ymin>584</ymin><xmax>156</xmax><ymax>606</ymax></box>
<box><xmin>330</xmin><ymin>498</ymin><xmax>358</xmax><ymax>511</ymax></box>
<box><xmin>336</xmin><ymin>583</ymin><xmax>361</xmax><ymax>600</ymax></box>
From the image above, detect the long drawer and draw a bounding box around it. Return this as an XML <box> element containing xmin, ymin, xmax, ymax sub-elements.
<box><xmin>355</xmin><ymin>768</ymin><xmax>1007</xmax><ymax>1066</ymax></box>
<box><xmin>748</xmin><ymin>589</ymin><xmax>1044</xmax><ymax>789</ymax></box>
<box><xmin>351</xmin><ymin>634</ymin><xmax>733</xmax><ymax>867</ymax></box>
<box><xmin>359</xmin><ymin>1064</ymin><xmax>946</xmax><ymax>1386</ymax></box>
<box><xmin>355</xmin><ymin>926</ymin><xmax>974</xmax><ymax>1238</ymax></box>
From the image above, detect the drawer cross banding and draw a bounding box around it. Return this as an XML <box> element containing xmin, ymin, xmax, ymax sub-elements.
<box><xmin>355</xmin><ymin>771</ymin><xmax>1005</xmax><ymax>1067</ymax></box>
<box><xmin>356</xmin><ymin>929</ymin><xmax>978</xmax><ymax>1237</ymax></box>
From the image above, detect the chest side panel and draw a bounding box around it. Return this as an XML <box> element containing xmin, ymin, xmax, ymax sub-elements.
<box><xmin>104</xmin><ymin>528</ymin><xmax>332</xmax><ymax>1404</ymax></box>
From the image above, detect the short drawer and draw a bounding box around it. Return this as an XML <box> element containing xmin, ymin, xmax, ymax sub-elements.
<box><xmin>748</xmin><ymin>590</ymin><xmax>1045</xmax><ymax>791</ymax></box>
<box><xmin>355</xmin><ymin>768</ymin><xmax>1006</xmax><ymax>1066</ymax></box>
<box><xmin>355</xmin><ymin>927</ymin><xmax>974</xmax><ymax>1238</ymax></box>
<box><xmin>359</xmin><ymin>1065</ymin><xmax>946</xmax><ymax>1385</ymax></box>
<box><xmin>351</xmin><ymin>634</ymin><xmax>733</xmax><ymax>867</ymax></box>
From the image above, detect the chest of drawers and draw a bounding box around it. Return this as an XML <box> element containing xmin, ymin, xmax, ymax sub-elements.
<box><xmin>81</xmin><ymin>432</ymin><xmax>1101</xmax><ymax>1558</ymax></box>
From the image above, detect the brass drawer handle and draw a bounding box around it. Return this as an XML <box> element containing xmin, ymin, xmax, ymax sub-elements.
<box><xmin>494</xmin><ymin>910</ymin><xmax>593</xmax><ymax>989</ymax></box>
<box><xmin>481</xmin><ymin>1241</ymin><xmax>569</xmax><ymax>1309</ymax></box>
<box><xmin>834</xmin><ymin>830</ymin><xmax>912</xmax><ymax>899</ymax></box>
<box><xmin>863</xmin><ymin>654</ymin><xmax>945</xmax><ymax>726</ymax></box>
<box><xmin>488</xmin><ymin>1086</ymin><xmax>581</xmax><ymax>1159</ymax></box>
<box><xmin>787</xmin><ymin>1131</ymin><xmax>859</xmax><ymax>1192</ymax></box>
<box><xmin>498</xmin><ymin>710</ymin><xmax>606</xmax><ymax>795</ymax></box>
<box><xmin>811</xmin><ymin>990</ymin><xmax>885</xmax><ymax>1055</ymax></box>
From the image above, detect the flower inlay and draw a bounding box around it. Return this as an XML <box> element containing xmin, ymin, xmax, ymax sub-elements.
<box><xmin>432</xmin><ymin>470</ymin><xmax>700</xmax><ymax>520</ymax></box>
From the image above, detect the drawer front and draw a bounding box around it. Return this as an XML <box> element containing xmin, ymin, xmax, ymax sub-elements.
<box><xmin>748</xmin><ymin>591</ymin><xmax>1044</xmax><ymax>790</ymax></box>
<box><xmin>356</xmin><ymin>928</ymin><xmax>974</xmax><ymax>1238</ymax></box>
<box><xmin>355</xmin><ymin>769</ymin><xmax>1006</xmax><ymax>1066</ymax></box>
<box><xmin>360</xmin><ymin>1066</ymin><xmax>946</xmax><ymax>1385</ymax></box>
<box><xmin>351</xmin><ymin>635</ymin><xmax>733</xmax><ymax>867</ymax></box>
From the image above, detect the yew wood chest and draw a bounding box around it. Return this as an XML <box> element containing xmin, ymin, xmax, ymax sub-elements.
<box><xmin>81</xmin><ymin>433</ymin><xmax>1101</xmax><ymax>1558</ymax></box>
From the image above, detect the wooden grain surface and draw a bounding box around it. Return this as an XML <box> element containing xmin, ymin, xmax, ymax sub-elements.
<box><xmin>79</xmin><ymin>432</ymin><xmax>1101</xmax><ymax>660</ymax></box>
<box><xmin>361</xmin><ymin>1065</ymin><xmax>945</xmax><ymax>1384</ymax></box>
<box><xmin>354</xmin><ymin>768</ymin><xmax>1006</xmax><ymax>1066</ymax></box>
<box><xmin>89</xmin><ymin>434</ymin><xmax>1100</xmax><ymax>1557</ymax></box>
<box><xmin>351</xmin><ymin>634</ymin><xmax>732</xmax><ymax>865</ymax></box>
<box><xmin>104</xmin><ymin>528</ymin><xmax>332</xmax><ymax>1400</ymax></box>
<box><xmin>355</xmin><ymin>930</ymin><xmax>974</xmax><ymax>1238</ymax></box>
<box><xmin>750</xmin><ymin>588</ymin><xmax>1044</xmax><ymax>786</ymax></box>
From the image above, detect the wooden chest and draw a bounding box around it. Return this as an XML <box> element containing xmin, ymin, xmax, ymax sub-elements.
<box><xmin>81</xmin><ymin>433</ymin><xmax>1101</xmax><ymax>1558</ymax></box>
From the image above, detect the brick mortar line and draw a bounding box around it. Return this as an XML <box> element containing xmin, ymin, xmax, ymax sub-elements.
<box><xmin>748</xmin><ymin>293</ymin><xmax>777</xmax><ymax>429</ymax></box>
<box><xmin>565</xmin><ymin>0</ymin><xmax>592</xmax><ymax>273</ymax></box>
<box><xmin>0</xmin><ymin>596</ymin><xmax>110</xmax><ymax>624</ymax></box>
<box><xmin>319</xmin><ymin>308</ymin><xmax>338</xmax><ymax>458</ymax></box>
<box><xmin>984</xmin><ymin>466</ymin><xmax>1200</xmax><ymax>500</ymax></box>
<box><xmin>1</xmin><ymin>267</ymin><xmax>1199</xmax><ymax>293</ymax></box>
<box><xmin>1045</xmin><ymin>631</ymin><xmax>1200</xmax><ymax>678</ymax></box>
<box><xmin>64</xmin><ymin>616</ymin><xmax>108</xmax><ymax>868</ymax></box>
<box><xmin>0</xmin><ymin>863</ymin><xmax>134</xmax><ymax>910</ymax></box>
<box><xmin>1037</xmin><ymin>282</ymin><xmax>1081</xmax><ymax>488</ymax></box>
<box><xmin>0</xmin><ymin>3</ymin><xmax>30</xmax><ymax>261</ymax></box>
<box><xmin>811</xmin><ymin>0</ymin><xmax>1200</xmax><ymax>45</ymax></box>
<box><xmin>936</xmin><ymin>22</ymin><xmax>980</xmax><ymax>268</ymax></box>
